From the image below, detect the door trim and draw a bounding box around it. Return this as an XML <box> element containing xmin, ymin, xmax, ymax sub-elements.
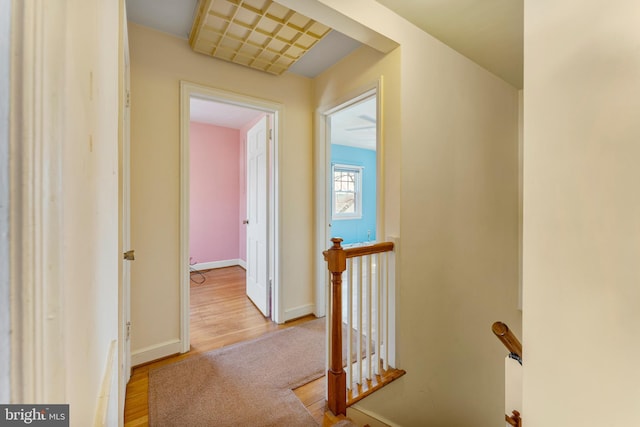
<box><xmin>314</xmin><ymin>79</ymin><xmax>384</xmax><ymax>318</ymax></box>
<box><xmin>9</xmin><ymin>0</ymin><xmax>67</xmax><ymax>403</ymax></box>
<box><xmin>179</xmin><ymin>81</ymin><xmax>283</xmax><ymax>352</ymax></box>
<box><xmin>0</xmin><ymin>0</ymin><xmax>11</xmax><ymax>404</ymax></box>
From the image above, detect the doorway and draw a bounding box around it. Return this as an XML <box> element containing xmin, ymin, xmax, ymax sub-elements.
<box><xmin>179</xmin><ymin>81</ymin><xmax>283</xmax><ymax>353</ymax></box>
<box><xmin>314</xmin><ymin>87</ymin><xmax>382</xmax><ymax>317</ymax></box>
<box><xmin>328</xmin><ymin>96</ymin><xmax>378</xmax><ymax>246</ymax></box>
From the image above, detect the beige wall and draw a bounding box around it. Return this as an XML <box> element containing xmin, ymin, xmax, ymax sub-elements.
<box><xmin>523</xmin><ymin>0</ymin><xmax>640</xmax><ymax>425</ymax></box>
<box><xmin>128</xmin><ymin>24</ymin><xmax>315</xmax><ymax>360</ymax></box>
<box><xmin>314</xmin><ymin>2</ymin><xmax>521</xmax><ymax>425</ymax></box>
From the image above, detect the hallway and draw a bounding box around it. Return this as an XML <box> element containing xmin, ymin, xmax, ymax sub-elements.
<box><xmin>123</xmin><ymin>266</ymin><xmax>318</xmax><ymax>426</ymax></box>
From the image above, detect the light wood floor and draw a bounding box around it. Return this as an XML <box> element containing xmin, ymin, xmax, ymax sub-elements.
<box><xmin>123</xmin><ymin>266</ymin><xmax>326</xmax><ymax>426</ymax></box>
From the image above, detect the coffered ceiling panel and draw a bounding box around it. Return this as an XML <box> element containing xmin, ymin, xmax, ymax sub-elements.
<box><xmin>189</xmin><ymin>0</ymin><xmax>332</xmax><ymax>75</ymax></box>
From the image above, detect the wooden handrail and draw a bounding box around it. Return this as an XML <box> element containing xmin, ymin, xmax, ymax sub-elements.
<box><xmin>505</xmin><ymin>410</ymin><xmax>522</xmax><ymax>427</ymax></box>
<box><xmin>343</xmin><ymin>241</ymin><xmax>394</xmax><ymax>258</ymax></box>
<box><xmin>492</xmin><ymin>321</ymin><xmax>522</xmax><ymax>360</ymax></box>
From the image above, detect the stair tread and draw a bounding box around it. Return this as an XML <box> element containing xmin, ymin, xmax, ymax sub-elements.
<box><xmin>347</xmin><ymin>367</ymin><xmax>406</xmax><ymax>406</ymax></box>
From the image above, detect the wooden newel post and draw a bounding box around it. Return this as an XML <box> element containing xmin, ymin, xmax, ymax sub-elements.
<box><xmin>323</xmin><ymin>237</ymin><xmax>347</xmax><ymax>415</ymax></box>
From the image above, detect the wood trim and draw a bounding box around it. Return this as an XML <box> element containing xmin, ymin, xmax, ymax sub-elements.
<box><xmin>314</xmin><ymin>82</ymin><xmax>383</xmax><ymax>321</ymax></box>
<box><xmin>347</xmin><ymin>365</ymin><xmax>406</xmax><ymax>406</ymax></box>
<box><xmin>94</xmin><ymin>340</ymin><xmax>117</xmax><ymax>427</ymax></box>
<box><xmin>323</xmin><ymin>237</ymin><xmax>398</xmax><ymax>416</ymax></box>
<box><xmin>492</xmin><ymin>321</ymin><xmax>522</xmax><ymax>360</ymax></box>
<box><xmin>10</xmin><ymin>0</ymin><xmax>67</xmax><ymax>403</ymax></box>
<box><xmin>284</xmin><ymin>304</ymin><xmax>315</xmax><ymax>321</ymax></box>
<box><xmin>130</xmin><ymin>340</ymin><xmax>182</xmax><ymax>367</ymax></box>
<box><xmin>179</xmin><ymin>81</ymin><xmax>191</xmax><ymax>353</ymax></box>
<box><xmin>0</xmin><ymin>0</ymin><xmax>10</xmax><ymax>404</ymax></box>
<box><xmin>191</xmin><ymin>259</ymin><xmax>244</xmax><ymax>271</ymax></box>
<box><xmin>179</xmin><ymin>81</ymin><xmax>285</xmax><ymax>327</ymax></box>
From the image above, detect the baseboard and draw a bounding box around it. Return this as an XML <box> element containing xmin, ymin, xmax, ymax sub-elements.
<box><xmin>191</xmin><ymin>259</ymin><xmax>244</xmax><ymax>271</ymax></box>
<box><xmin>284</xmin><ymin>303</ymin><xmax>315</xmax><ymax>321</ymax></box>
<box><xmin>131</xmin><ymin>339</ymin><xmax>182</xmax><ymax>366</ymax></box>
<box><xmin>348</xmin><ymin>405</ymin><xmax>400</xmax><ymax>427</ymax></box>
<box><xmin>94</xmin><ymin>340</ymin><xmax>117</xmax><ymax>427</ymax></box>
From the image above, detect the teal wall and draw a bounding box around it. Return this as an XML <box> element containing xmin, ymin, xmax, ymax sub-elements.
<box><xmin>331</xmin><ymin>144</ymin><xmax>376</xmax><ymax>244</ymax></box>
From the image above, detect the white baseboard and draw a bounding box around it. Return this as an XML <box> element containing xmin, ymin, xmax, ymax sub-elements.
<box><xmin>131</xmin><ymin>339</ymin><xmax>182</xmax><ymax>366</ymax></box>
<box><xmin>284</xmin><ymin>303</ymin><xmax>315</xmax><ymax>321</ymax></box>
<box><xmin>348</xmin><ymin>405</ymin><xmax>400</xmax><ymax>427</ymax></box>
<box><xmin>94</xmin><ymin>340</ymin><xmax>117</xmax><ymax>427</ymax></box>
<box><xmin>191</xmin><ymin>259</ymin><xmax>244</xmax><ymax>271</ymax></box>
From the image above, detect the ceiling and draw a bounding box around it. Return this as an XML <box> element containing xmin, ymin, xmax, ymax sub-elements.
<box><xmin>126</xmin><ymin>0</ymin><xmax>522</xmax><ymax>86</ymax></box>
<box><xmin>189</xmin><ymin>0</ymin><xmax>333</xmax><ymax>75</ymax></box>
<box><xmin>330</xmin><ymin>98</ymin><xmax>377</xmax><ymax>151</ymax></box>
<box><xmin>125</xmin><ymin>0</ymin><xmax>361</xmax><ymax>78</ymax></box>
<box><xmin>190</xmin><ymin>97</ymin><xmax>265</xmax><ymax>129</ymax></box>
<box><xmin>190</xmin><ymin>96</ymin><xmax>376</xmax><ymax>153</ymax></box>
<box><xmin>374</xmin><ymin>0</ymin><xmax>523</xmax><ymax>88</ymax></box>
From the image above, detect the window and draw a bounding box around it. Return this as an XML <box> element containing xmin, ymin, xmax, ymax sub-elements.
<box><xmin>332</xmin><ymin>164</ymin><xmax>363</xmax><ymax>219</ymax></box>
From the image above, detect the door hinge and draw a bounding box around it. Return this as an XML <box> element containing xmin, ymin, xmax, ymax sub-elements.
<box><xmin>123</xmin><ymin>250</ymin><xmax>135</xmax><ymax>261</ymax></box>
<box><xmin>126</xmin><ymin>90</ymin><xmax>130</xmax><ymax>108</ymax></box>
<box><xmin>269</xmin><ymin>129</ymin><xmax>273</xmax><ymax>140</ymax></box>
<box><xmin>126</xmin><ymin>321</ymin><xmax>131</xmax><ymax>340</ymax></box>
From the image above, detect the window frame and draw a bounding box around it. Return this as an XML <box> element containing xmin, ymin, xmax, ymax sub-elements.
<box><xmin>331</xmin><ymin>163</ymin><xmax>363</xmax><ymax>220</ymax></box>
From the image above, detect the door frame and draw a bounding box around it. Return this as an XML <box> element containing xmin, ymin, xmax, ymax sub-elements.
<box><xmin>179</xmin><ymin>81</ymin><xmax>283</xmax><ymax>352</ymax></box>
<box><xmin>0</xmin><ymin>0</ymin><xmax>10</xmax><ymax>404</ymax></box>
<box><xmin>314</xmin><ymin>80</ymin><xmax>384</xmax><ymax>317</ymax></box>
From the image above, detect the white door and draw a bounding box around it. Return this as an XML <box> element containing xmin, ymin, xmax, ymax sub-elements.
<box><xmin>121</xmin><ymin>23</ymin><xmax>132</xmax><ymax>384</ymax></box>
<box><xmin>246</xmin><ymin>116</ymin><xmax>270</xmax><ymax>317</ymax></box>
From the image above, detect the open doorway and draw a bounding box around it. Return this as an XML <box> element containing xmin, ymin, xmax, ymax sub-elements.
<box><xmin>328</xmin><ymin>96</ymin><xmax>378</xmax><ymax>246</ymax></box>
<box><xmin>188</xmin><ymin>96</ymin><xmax>272</xmax><ymax>311</ymax></box>
<box><xmin>314</xmin><ymin>87</ymin><xmax>382</xmax><ymax>317</ymax></box>
<box><xmin>179</xmin><ymin>81</ymin><xmax>283</xmax><ymax>352</ymax></box>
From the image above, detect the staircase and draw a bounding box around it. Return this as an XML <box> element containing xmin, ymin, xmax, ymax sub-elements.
<box><xmin>323</xmin><ymin>238</ymin><xmax>406</xmax><ymax>416</ymax></box>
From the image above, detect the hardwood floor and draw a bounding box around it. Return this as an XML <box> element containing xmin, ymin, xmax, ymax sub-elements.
<box><xmin>123</xmin><ymin>266</ymin><xmax>324</xmax><ymax>426</ymax></box>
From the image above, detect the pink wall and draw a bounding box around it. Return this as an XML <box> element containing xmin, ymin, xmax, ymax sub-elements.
<box><xmin>190</xmin><ymin>122</ymin><xmax>243</xmax><ymax>264</ymax></box>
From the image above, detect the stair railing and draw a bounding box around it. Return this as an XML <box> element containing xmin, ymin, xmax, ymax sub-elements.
<box><xmin>492</xmin><ymin>321</ymin><xmax>523</xmax><ymax>427</ymax></box>
<box><xmin>323</xmin><ymin>237</ymin><xmax>403</xmax><ymax>415</ymax></box>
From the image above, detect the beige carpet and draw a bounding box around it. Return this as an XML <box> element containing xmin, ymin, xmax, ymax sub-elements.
<box><xmin>148</xmin><ymin>319</ymin><xmax>326</xmax><ymax>427</ymax></box>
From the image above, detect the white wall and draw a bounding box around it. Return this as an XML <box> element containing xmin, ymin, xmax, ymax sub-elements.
<box><xmin>128</xmin><ymin>24</ymin><xmax>315</xmax><ymax>362</ymax></box>
<box><xmin>62</xmin><ymin>1</ymin><xmax>121</xmax><ymax>424</ymax></box>
<box><xmin>523</xmin><ymin>0</ymin><xmax>640</xmax><ymax>425</ymax></box>
<box><xmin>9</xmin><ymin>0</ymin><xmax>120</xmax><ymax>424</ymax></box>
<box><xmin>312</xmin><ymin>2</ymin><xmax>521</xmax><ymax>426</ymax></box>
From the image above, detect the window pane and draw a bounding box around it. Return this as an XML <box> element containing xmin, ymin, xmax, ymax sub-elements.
<box><xmin>335</xmin><ymin>192</ymin><xmax>356</xmax><ymax>214</ymax></box>
<box><xmin>332</xmin><ymin>165</ymin><xmax>362</xmax><ymax>218</ymax></box>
